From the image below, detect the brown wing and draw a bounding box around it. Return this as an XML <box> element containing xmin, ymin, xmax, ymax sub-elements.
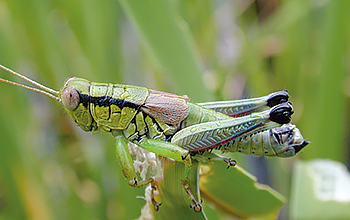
<box><xmin>141</xmin><ymin>94</ymin><xmax>190</xmax><ymax>125</ymax></box>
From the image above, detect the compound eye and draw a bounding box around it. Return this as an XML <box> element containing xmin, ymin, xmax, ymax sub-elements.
<box><xmin>61</xmin><ymin>87</ymin><xmax>80</xmax><ymax>110</ymax></box>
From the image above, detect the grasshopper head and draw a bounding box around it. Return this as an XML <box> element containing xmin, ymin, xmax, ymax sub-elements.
<box><xmin>59</xmin><ymin>77</ymin><xmax>96</xmax><ymax>132</ymax></box>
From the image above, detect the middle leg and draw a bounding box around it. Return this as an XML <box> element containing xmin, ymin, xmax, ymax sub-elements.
<box><xmin>140</xmin><ymin>139</ymin><xmax>202</xmax><ymax>212</ymax></box>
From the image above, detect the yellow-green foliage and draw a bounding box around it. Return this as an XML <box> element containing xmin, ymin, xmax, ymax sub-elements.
<box><xmin>0</xmin><ymin>0</ymin><xmax>349</xmax><ymax>219</ymax></box>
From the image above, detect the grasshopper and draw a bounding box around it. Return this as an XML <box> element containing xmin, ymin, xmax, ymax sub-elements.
<box><xmin>0</xmin><ymin>64</ymin><xmax>308</xmax><ymax>212</ymax></box>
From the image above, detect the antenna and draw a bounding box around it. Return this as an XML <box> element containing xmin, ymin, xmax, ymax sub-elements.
<box><xmin>0</xmin><ymin>64</ymin><xmax>60</xmax><ymax>102</ymax></box>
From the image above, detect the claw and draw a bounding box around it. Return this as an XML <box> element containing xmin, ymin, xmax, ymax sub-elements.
<box><xmin>223</xmin><ymin>158</ymin><xmax>237</xmax><ymax>168</ymax></box>
<box><xmin>190</xmin><ymin>203</ymin><xmax>202</xmax><ymax>212</ymax></box>
<box><xmin>209</xmin><ymin>157</ymin><xmax>237</xmax><ymax>168</ymax></box>
<box><xmin>190</xmin><ymin>199</ymin><xmax>202</xmax><ymax>212</ymax></box>
<box><xmin>129</xmin><ymin>178</ymin><xmax>138</xmax><ymax>186</ymax></box>
<box><xmin>153</xmin><ymin>202</ymin><xmax>162</xmax><ymax>212</ymax></box>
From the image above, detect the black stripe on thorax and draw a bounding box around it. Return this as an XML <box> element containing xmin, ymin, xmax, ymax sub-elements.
<box><xmin>79</xmin><ymin>93</ymin><xmax>141</xmax><ymax>110</ymax></box>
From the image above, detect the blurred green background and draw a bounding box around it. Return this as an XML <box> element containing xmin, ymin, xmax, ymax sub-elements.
<box><xmin>0</xmin><ymin>0</ymin><xmax>349</xmax><ymax>219</ymax></box>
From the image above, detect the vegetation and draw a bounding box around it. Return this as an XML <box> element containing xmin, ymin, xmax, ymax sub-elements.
<box><xmin>0</xmin><ymin>0</ymin><xmax>349</xmax><ymax>219</ymax></box>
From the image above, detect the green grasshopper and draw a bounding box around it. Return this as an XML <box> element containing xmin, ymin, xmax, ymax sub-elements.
<box><xmin>0</xmin><ymin>64</ymin><xmax>308</xmax><ymax>212</ymax></box>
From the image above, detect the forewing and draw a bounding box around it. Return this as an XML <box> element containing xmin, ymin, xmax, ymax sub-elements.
<box><xmin>141</xmin><ymin>94</ymin><xmax>190</xmax><ymax>125</ymax></box>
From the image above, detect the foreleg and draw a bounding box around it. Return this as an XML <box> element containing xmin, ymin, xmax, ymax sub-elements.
<box><xmin>113</xmin><ymin>131</ymin><xmax>160</xmax><ymax>209</ymax></box>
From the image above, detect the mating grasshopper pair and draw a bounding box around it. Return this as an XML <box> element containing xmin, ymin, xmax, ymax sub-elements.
<box><xmin>0</xmin><ymin>64</ymin><xmax>308</xmax><ymax>212</ymax></box>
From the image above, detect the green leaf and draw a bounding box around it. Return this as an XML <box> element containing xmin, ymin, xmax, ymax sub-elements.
<box><xmin>200</xmin><ymin>162</ymin><xmax>286</xmax><ymax>219</ymax></box>
<box><xmin>152</xmin><ymin>160</ymin><xmax>207</xmax><ymax>220</ymax></box>
<box><xmin>117</xmin><ymin>0</ymin><xmax>212</xmax><ymax>102</ymax></box>
<box><xmin>139</xmin><ymin>158</ymin><xmax>285</xmax><ymax>220</ymax></box>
